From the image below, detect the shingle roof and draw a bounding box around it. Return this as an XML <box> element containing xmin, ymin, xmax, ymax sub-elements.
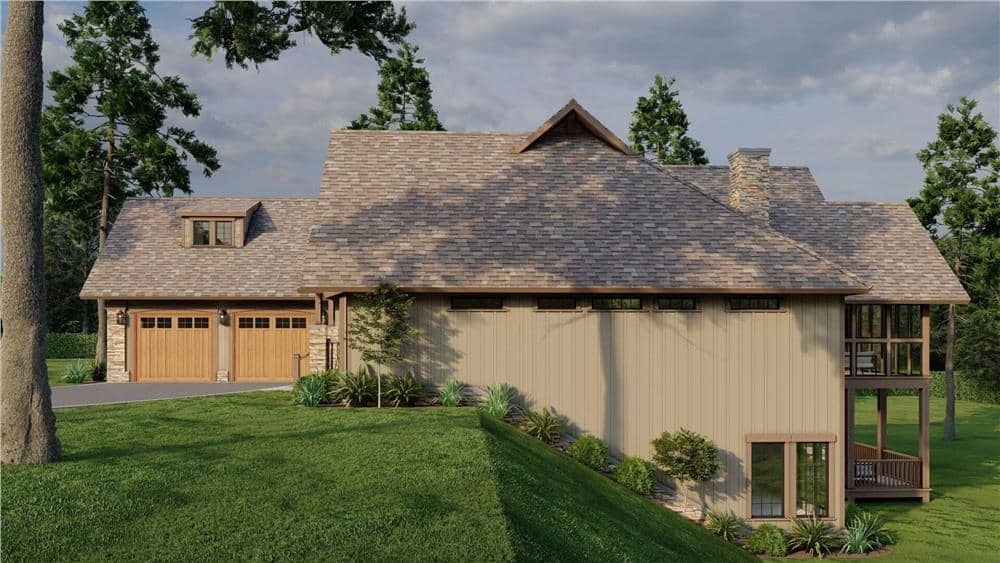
<box><xmin>80</xmin><ymin>198</ymin><xmax>315</xmax><ymax>299</ymax></box>
<box><xmin>770</xmin><ymin>202</ymin><xmax>969</xmax><ymax>304</ymax></box>
<box><xmin>301</xmin><ymin>129</ymin><xmax>868</xmax><ymax>293</ymax></box>
<box><xmin>176</xmin><ymin>199</ymin><xmax>260</xmax><ymax>217</ymax></box>
<box><xmin>663</xmin><ymin>165</ymin><xmax>826</xmax><ymax>205</ymax></box>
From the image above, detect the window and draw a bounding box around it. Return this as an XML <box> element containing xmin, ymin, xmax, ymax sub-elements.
<box><xmin>730</xmin><ymin>297</ymin><xmax>781</xmax><ymax>311</ymax></box>
<box><xmin>591</xmin><ymin>296</ymin><xmax>642</xmax><ymax>310</ymax></box>
<box><xmin>255</xmin><ymin>317</ymin><xmax>270</xmax><ymax>328</ymax></box>
<box><xmin>194</xmin><ymin>317</ymin><xmax>209</xmax><ymax>329</ymax></box>
<box><xmin>748</xmin><ymin>435</ymin><xmax>835</xmax><ymax>520</ymax></box>
<box><xmin>657</xmin><ymin>297</ymin><xmax>697</xmax><ymax>310</ymax></box>
<box><xmin>751</xmin><ymin>443</ymin><xmax>785</xmax><ymax>518</ymax></box>
<box><xmin>537</xmin><ymin>296</ymin><xmax>577</xmax><ymax>310</ymax></box>
<box><xmin>141</xmin><ymin>317</ymin><xmax>155</xmax><ymax>329</ymax></box>
<box><xmin>238</xmin><ymin>317</ymin><xmax>254</xmax><ymax>329</ymax></box>
<box><xmin>855</xmin><ymin>304</ymin><xmax>884</xmax><ymax>338</ymax></box>
<box><xmin>891</xmin><ymin>305</ymin><xmax>921</xmax><ymax>338</ymax></box>
<box><xmin>193</xmin><ymin>221</ymin><xmax>211</xmax><ymax>246</ymax></box>
<box><xmin>451</xmin><ymin>295</ymin><xmax>504</xmax><ymax>310</ymax></box>
<box><xmin>292</xmin><ymin>317</ymin><xmax>306</xmax><ymax>328</ymax></box>
<box><xmin>215</xmin><ymin>221</ymin><xmax>233</xmax><ymax>246</ymax></box>
<box><xmin>156</xmin><ymin>317</ymin><xmax>172</xmax><ymax>329</ymax></box>
<box><xmin>177</xmin><ymin>317</ymin><xmax>194</xmax><ymax>329</ymax></box>
<box><xmin>276</xmin><ymin>317</ymin><xmax>291</xmax><ymax>329</ymax></box>
<box><xmin>796</xmin><ymin>443</ymin><xmax>829</xmax><ymax>517</ymax></box>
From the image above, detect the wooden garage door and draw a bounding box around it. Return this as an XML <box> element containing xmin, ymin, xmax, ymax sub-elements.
<box><xmin>233</xmin><ymin>312</ymin><xmax>309</xmax><ymax>381</ymax></box>
<box><xmin>135</xmin><ymin>313</ymin><xmax>215</xmax><ymax>381</ymax></box>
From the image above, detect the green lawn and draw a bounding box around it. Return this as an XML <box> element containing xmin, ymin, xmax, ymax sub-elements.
<box><xmin>851</xmin><ymin>396</ymin><xmax>1000</xmax><ymax>562</ymax></box>
<box><xmin>46</xmin><ymin>358</ymin><xmax>93</xmax><ymax>386</ymax></box>
<box><xmin>3</xmin><ymin>393</ymin><xmax>751</xmax><ymax>562</ymax></box>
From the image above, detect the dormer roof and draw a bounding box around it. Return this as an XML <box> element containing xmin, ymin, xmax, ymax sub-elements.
<box><xmin>512</xmin><ymin>98</ymin><xmax>632</xmax><ymax>155</ymax></box>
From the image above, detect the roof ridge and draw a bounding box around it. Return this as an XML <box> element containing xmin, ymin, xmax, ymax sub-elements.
<box><xmin>649</xmin><ymin>161</ymin><xmax>871</xmax><ymax>290</ymax></box>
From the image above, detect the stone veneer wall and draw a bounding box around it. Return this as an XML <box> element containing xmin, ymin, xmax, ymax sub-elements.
<box><xmin>106</xmin><ymin>307</ymin><xmax>129</xmax><ymax>382</ymax></box>
<box><xmin>727</xmin><ymin>148</ymin><xmax>771</xmax><ymax>223</ymax></box>
<box><xmin>308</xmin><ymin>324</ymin><xmax>338</xmax><ymax>374</ymax></box>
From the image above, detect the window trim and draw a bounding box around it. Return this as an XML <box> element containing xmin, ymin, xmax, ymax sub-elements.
<box><xmin>654</xmin><ymin>296</ymin><xmax>700</xmax><ymax>312</ymax></box>
<box><xmin>449</xmin><ymin>295</ymin><xmax>507</xmax><ymax>312</ymax></box>
<box><xmin>727</xmin><ymin>296</ymin><xmax>784</xmax><ymax>312</ymax></box>
<box><xmin>745</xmin><ymin>433</ymin><xmax>837</xmax><ymax>521</ymax></box>
<box><xmin>191</xmin><ymin>218</ymin><xmax>235</xmax><ymax>248</ymax></box>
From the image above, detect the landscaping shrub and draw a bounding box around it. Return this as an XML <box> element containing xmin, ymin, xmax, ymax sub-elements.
<box><xmin>62</xmin><ymin>361</ymin><xmax>90</xmax><ymax>384</ymax></box>
<box><xmin>787</xmin><ymin>516</ymin><xmax>842</xmax><ymax>557</ymax></box>
<box><xmin>845</xmin><ymin>501</ymin><xmax>863</xmax><ymax>525</ymax></box>
<box><xmin>334</xmin><ymin>369</ymin><xmax>377</xmax><ymax>407</ymax></box>
<box><xmin>568</xmin><ymin>434</ymin><xmax>609</xmax><ymax>471</ymax></box>
<box><xmin>480</xmin><ymin>382</ymin><xmax>515</xmax><ymax>418</ymax></box>
<box><xmin>613</xmin><ymin>456</ymin><xmax>656</xmax><ymax>495</ymax></box>
<box><xmin>90</xmin><ymin>361</ymin><xmax>107</xmax><ymax>382</ymax></box>
<box><xmin>704</xmin><ymin>510</ymin><xmax>744</xmax><ymax>543</ymax></box>
<box><xmin>520</xmin><ymin>407</ymin><xmax>562</xmax><ymax>444</ymax></box>
<box><xmin>438</xmin><ymin>378</ymin><xmax>464</xmax><ymax>407</ymax></box>
<box><xmin>746</xmin><ymin>524</ymin><xmax>787</xmax><ymax>557</ymax></box>
<box><xmin>46</xmin><ymin>332</ymin><xmax>97</xmax><ymax>359</ymax></box>
<box><xmin>842</xmin><ymin>511</ymin><xmax>896</xmax><ymax>554</ymax></box>
<box><xmin>651</xmin><ymin>428</ymin><xmax>721</xmax><ymax>503</ymax></box>
<box><xmin>293</xmin><ymin>374</ymin><xmax>330</xmax><ymax>407</ymax></box>
<box><xmin>384</xmin><ymin>371</ymin><xmax>423</xmax><ymax>407</ymax></box>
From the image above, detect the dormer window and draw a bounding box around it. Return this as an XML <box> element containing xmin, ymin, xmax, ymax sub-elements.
<box><xmin>192</xmin><ymin>220</ymin><xmax>234</xmax><ymax>247</ymax></box>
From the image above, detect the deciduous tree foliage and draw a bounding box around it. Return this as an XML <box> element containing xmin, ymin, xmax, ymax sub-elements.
<box><xmin>190</xmin><ymin>1</ymin><xmax>412</xmax><ymax>69</ymax></box>
<box><xmin>629</xmin><ymin>75</ymin><xmax>708</xmax><ymax>165</ymax></box>
<box><xmin>1</xmin><ymin>0</ymin><xmax>61</xmax><ymax>464</ymax></box>
<box><xmin>43</xmin><ymin>1</ymin><xmax>220</xmax><ymax>364</ymax></box>
<box><xmin>348</xmin><ymin>41</ymin><xmax>444</xmax><ymax>131</ymax></box>
<box><xmin>909</xmin><ymin>96</ymin><xmax>1000</xmax><ymax>440</ymax></box>
<box><xmin>349</xmin><ymin>280</ymin><xmax>419</xmax><ymax>408</ymax></box>
<box><xmin>651</xmin><ymin>428</ymin><xmax>721</xmax><ymax>504</ymax></box>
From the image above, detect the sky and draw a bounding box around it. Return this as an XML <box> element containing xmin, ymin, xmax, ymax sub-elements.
<box><xmin>27</xmin><ymin>2</ymin><xmax>1000</xmax><ymax>202</ymax></box>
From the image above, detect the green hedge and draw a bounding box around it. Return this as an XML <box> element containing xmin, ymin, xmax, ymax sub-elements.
<box><xmin>857</xmin><ymin>372</ymin><xmax>1000</xmax><ymax>405</ymax></box>
<box><xmin>46</xmin><ymin>333</ymin><xmax>97</xmax><ymax>359</ymax></box>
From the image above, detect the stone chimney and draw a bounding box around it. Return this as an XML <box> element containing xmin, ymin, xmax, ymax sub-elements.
<box><xmin>727</xmin><ymin>148</ymin><xmax>771</xmax><ymax>223</ymax></box>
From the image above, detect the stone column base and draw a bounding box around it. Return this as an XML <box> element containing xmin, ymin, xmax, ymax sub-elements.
<box><xmin>108</xmin><ymin>370</ymin><xmax>130</xmax><ymax>383</ymax></box>
<box><xmin>216</xmin><ymin>370</ymin><xmax>230</xmax><ymax>382</ymax></box>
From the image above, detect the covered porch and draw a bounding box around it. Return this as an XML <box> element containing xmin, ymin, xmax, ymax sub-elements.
<box><xmin>845</xmin><ymin>386</ymin><xmax>931</xmax><ymax>502</ymax></box>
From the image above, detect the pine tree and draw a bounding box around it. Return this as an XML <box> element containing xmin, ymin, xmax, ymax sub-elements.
<box><xmin>629</xmin><ymin>75</ymin><xmax>708</xmax><ymax>165</ymax></box>
<box><xmin>1</xmin><ymin>1</ymin><xmax>61</xmax><ymax>464</ymax></box>
<box><xmin>43</xmin><ymin>1</ymin><xmax>221</xmax><ymax>366</ymax></box>
<box><xmin>348</xmin><ymin>42</ymin><xmax>444</xmax><ymax>131</ymax></box>
<box><xmin>908</xmin><ymin>96</ymin><xmax>1000</xmax><ymax>440</ymax></box>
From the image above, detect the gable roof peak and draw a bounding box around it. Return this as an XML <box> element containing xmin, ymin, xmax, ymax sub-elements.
<box><xmin>513</xmin><ymin>98</ymin><xmax>632</xmax><ymax>155</ymax></box>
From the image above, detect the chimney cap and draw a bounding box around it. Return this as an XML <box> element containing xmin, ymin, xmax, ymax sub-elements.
<box><xmin>728</xmin><ymin>147</ymin><xmax>771</xmax><ymax>160</ymax></box>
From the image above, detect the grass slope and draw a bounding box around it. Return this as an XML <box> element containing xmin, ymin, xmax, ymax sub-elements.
<box><xmin>851</xmin><ymin>396</ymin><xmax>1000</xmax><ymax>562</ymax></box>
<box><xmin>4</xmin><ymin>393</ymin><xmax>749</xmax><ymax>562</ymax></box>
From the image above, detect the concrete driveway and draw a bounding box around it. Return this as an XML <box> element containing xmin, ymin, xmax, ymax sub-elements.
<box><xmin>52</xmin><ymin>382</ymin><xmax>289</xmax><ymax>408</ymax></box>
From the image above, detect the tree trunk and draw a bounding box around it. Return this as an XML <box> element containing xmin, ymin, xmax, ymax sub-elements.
<box><xmin>1</xmin><ymin>1</ymin><xmax>61</xmax><ymax>464</ymax></box>
<box><xmin>944</xmin><ymin>304</ymin><xmax>956</xmax><ymax>440</ymax></box>
<box><xmin>94</xmin><ymin>123</ymin><xmax>115</xmax><ymax>365</ymax></box>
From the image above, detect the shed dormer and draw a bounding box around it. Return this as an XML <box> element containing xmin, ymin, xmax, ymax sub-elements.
<box><xmin>177</xmin><ymin>199</ymin><xmax>261</xmax><ymax>248</ymax></box>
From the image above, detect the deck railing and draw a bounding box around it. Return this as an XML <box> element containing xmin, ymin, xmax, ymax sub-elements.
<box><xmin>852</xmin><ymin>442</ymin><xmax>921</xmax><ymax>489</ymax></box>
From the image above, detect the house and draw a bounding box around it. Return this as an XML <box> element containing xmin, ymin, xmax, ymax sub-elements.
<box><xmin>81</xmin><ymin>99</ymin><xmax>967</xmax><ymax>524</ymax></box>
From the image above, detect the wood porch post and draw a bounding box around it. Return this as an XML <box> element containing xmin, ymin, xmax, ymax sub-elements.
<box><xmin>876</xmin><ymin>389</ymin><xmax>888</xmax><ymax>458</ymax></box>
<box><xmin>845</xmin><ymin>388</ymin><xmax>856</xmax><ymax>490</ymax></box>
<box><xmin>919</xmin><ymin>386</ymin><xmax>931</xmax><ymax>498</ymax></box>
<box><xmin>337</xmin><ymin>294</ymin><xmax>348</xmax><ymax>370</ymax></box>
<box><xmin>921</xmin><ymin>305</ymin><xmax>931</xmax><ymax>376</ymax></box>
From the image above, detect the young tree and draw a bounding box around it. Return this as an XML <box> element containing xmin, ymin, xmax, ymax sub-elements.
<box><xmin>349</xmin><ymin>280</ymin><xmax>419</xmax><ymax>408</ymax></box>
<box><xmin>629</xmin><ymin>75</ymin><xmax>708</xmax><ymax>165</ymax></box>
<box><xmin>1</xmin><ymin>1</ymin><xmax>61</xmax><ymax>464</ymax></box>
<box><xmin>348</xmin><ymin>41</ymin><xmax>445</xmax><ymax>131</ymax></box>
<box><xmin>44</xmin><ymin>1</ymin><xmax>221</xmax><ymax>366</ymax></box>
<box><xmin>908</xmin><ymin>96</ymin><xmax>1000</xmax><ymax>441</ymax></box>
<box><xmin>190</xmin><ymin>1</ymin><xmax>412</xmax><ymax>70</ymax></box>
<box><xmin>652</xmin><ymin>428</ymin><xmax>721</xmax><ymax>504</ymax></box>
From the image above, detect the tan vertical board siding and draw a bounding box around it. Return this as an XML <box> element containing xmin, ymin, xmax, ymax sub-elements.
<box><xmin>349</xmin><ymin>294</ymin><xmax>845</xmax><ymax>519</ymax></box>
